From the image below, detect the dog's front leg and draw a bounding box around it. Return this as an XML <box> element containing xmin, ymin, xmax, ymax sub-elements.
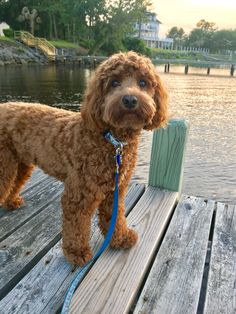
<box><xmin>98</xmin><ymin>188</ymin><xmax>138</xmax><ymax>249</ymax></box>
<box><xmin>61</xmin><ymin>178</ymin><xmax>104</xmax><ymax>266</ymax></box>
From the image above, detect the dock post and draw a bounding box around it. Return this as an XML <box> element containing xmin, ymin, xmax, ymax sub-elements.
<box><xmin>167</xmin><ymin>63</ymin><xmax>170</xmax><ymax>73</ymax></box>
<box><xmin>148</xmin><ymin>119</ymin><xmax>189</xmax><ymax>194</ymax></box>
<box><xmin>207</xmin><ymin>67</ymin><xmax>210</xmax><ymax>75</ymax></box>
<box><xmin>230</xmin><ymin>64</ymin><xmax>235</xmax><ymax>76</ymax></box>
<box><xmin>184</xmin><ymin>65</ymin><xmax>189</xmax><ymax>75</ymax></box>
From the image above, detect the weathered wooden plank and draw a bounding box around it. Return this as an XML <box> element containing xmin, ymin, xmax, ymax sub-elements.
<box><xmin>69</xmin><ymin>188</ymin><xmax>178</xmax><ymax>314</ymax></box>
<box><xmin>0</xmin><ymin>184</ymin><xmax>145</xmax><ymax>313</ymax></box>
<box><xmin>0</xmin><ymin>197</ymin><xmax>62</xmax><ymax>299</ymax></box>
<box><xmin>204</xmin><ymin>203</ymin><xmax>236</xmax><ymax>314</ymax></box>
<box><xmin>125</xmin><ymin>183</ymin><xmax>145</xmax><ymax>215</ymax></box>
<box><xmin>22</xmin><ymin>168</ymin><xmax>46</xmax><ymax>192</ymax></box>
<box><xmin>0</xmin><ymin>241</ymin><xmax>72</xmax><ymax>312</ymax></box>
<box><xmin>148</xmin><ymin>119</ymin><xmax>189</xmax><ymax>192</ymax></box>
<box><xmin>134</xmin><ymin>196</ymin><xmax>215</xmax><ymax>314</ymax></box>
<box><xmin>0</xmin><ymin>178</ymin><xmax>63</xmax><ymax>241</ymax></box>
<box><xmin>0</xmin><ymin>168</ymin><xmax>49</xmax><ymax>219</ymax></box>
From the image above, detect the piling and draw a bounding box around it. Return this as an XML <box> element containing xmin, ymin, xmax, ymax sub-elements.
<box><xmin>149</xmin><ymin>119</ymin><xmax>189</xmax><ymax>192</ymax></box>
<box><xmin>164</xmin><ymin>63</ymin><xmax>170</xmax><ymax>73</ymax></box>
<box><xmin>230</xmin><ymin>64</ymin><xmax>235</xmax><ymax>77</ymax></box>
<box><xmin>184</xmin><ymin>65</ymin><xmax>189</xmax><ymax>75</ymax></box>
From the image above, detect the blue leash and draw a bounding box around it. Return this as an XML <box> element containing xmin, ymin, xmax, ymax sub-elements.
<box><xmin>61</xmin><ymin>131</ymin><xmax>125</xmax><ymax>314</ymax></box>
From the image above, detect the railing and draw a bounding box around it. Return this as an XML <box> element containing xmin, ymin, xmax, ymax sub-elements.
<box><xmin>14</xmin><ymin>31</ymin><xmax>56</xmax><ymax>60</ymax></box>
<box><xmin>37</xmin><ymin>38</ymin><xmax>56</xmax><ymax>57</ymax></box>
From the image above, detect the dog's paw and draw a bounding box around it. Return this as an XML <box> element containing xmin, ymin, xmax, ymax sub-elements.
<box><xmin>111</xmin><ymin>228</ymin><xmax>138</xmax><ymax>249</ymax></box>
<box><xmin>63</xmin><ymin>246</ymin><xmax>93</xmax><ymax>266</ymax></box>
<box><xmin>3</xmin><ymin>196</ymin><xmax>25</xmax><ymax>210</ymax></box>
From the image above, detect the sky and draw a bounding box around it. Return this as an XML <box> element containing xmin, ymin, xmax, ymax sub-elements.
<box><xmin>152</xmin><ymin>0</ymin><xmax>236</xmax><ymax>38</ymax></box>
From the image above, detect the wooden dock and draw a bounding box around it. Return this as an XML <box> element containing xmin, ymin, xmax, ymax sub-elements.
<box><xmin>0</xmin><ymin>121</ymin><xmax>235</xmax><ymax>313</ymax></box>
<box><xmin>163</xmin><ymin>62</ymin><xmax>235</xmax><ymax>77</ymax></box>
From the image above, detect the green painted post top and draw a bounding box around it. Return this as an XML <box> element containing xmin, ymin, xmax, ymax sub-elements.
<box><xmin>148</xmin><ymin>119</ymin><xmax>189</xmax><ymax>193</ymax></box>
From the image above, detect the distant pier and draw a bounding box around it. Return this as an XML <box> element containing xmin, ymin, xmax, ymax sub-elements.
<box><xmin>163</xmin><ymin>61</ymin><xmax>235</xmax><ymax>77</ymax></box>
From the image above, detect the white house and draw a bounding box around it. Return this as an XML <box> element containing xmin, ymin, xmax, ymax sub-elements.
<box><xmin>134</xmin><ymin>12</ymin><xmax>161</xmax><ymax>48</ymax></box>
<box><xmin>156</xmin><ymin>37</ymin><xmax>174</xmax><ymax>49</ymax></box>
<box><xmin>0</xmin><ymin>22</ymin><xmax>10</xmax><ymax>36</ymax></box>
<box><xmin>134</xmin><ymin>12</ymin><xmax>173</xmax><ymax>49</ymax></box>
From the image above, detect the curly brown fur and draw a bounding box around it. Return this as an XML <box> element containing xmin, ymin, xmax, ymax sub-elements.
<box><xmin>0</xmin><ymin>51</ymin><xmax>168</xmax><ymax>266</ymax></box>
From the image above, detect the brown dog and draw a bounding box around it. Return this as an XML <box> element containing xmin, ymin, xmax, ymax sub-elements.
<box><xmin>0</xmin><ymin>51</ymin><xmax>168</xmax><ymax>265</ymax></box>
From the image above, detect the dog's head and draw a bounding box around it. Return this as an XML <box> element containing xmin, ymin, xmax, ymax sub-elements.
<box><xmin>81</xmin><ymin>51</ymin><xmax>168</xmax><ymax>132</ymax></box>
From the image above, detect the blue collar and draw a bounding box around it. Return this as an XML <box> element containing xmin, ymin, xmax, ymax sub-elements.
<box><xmin>103</xmin><ymin>130</ymin><xmax>127</xmax><ymax>150</ymax></box>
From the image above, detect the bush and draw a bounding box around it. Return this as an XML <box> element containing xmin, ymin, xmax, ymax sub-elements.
<box><xmin>78</xmin><ymin>38</ymin><xmax>94</xmax><ymax>50</ymax></box>
<box><xmin>101</xmin><ymin>40</ymin><xmax>125</xmax><ymax>56</ymax></box>
<box><xmin>3</xmin><ymin>28</ymin><xmax>14</xmax><ymax>38</ymax></box>
<box><xmin>123</xmin><ymin>37</ymin><xmax>151</xmax><ymax>57</ymax></box>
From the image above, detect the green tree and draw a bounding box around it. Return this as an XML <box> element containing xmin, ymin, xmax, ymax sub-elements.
<box><xmin>0</xmin><ymin>0</ymin><xmax>27</xmax><ymax>31</ymax></box>
<box><xmin>166</xmin><ymin>26</ymin><xmax>185</xmax><ymax>46</ymax></box>
<box><xmin>34</xmin><ymin>0</ymin><xmax>67</xmax><ymax>39</ymax></box>
<box><xmin>185</xmin><ymin>20</ymin><xmax>217</xmax><ymax>49</ymax></box>
<box><xmin>123</xmin><ymin>37</ymin><xmax>151</xmax><ymax>56</ymax></box>
<box><xmin>89</xmin><ymin>0</ymin><xmax>152</xmax><ymax>55</ymax></box>
<box><xmin>196</xmin><ymin>19</ymin><xmax>216</xmax><ymax>31</ymax></box>
<box><xmin>0</xmin><ymin>0</ymin><xmax>152</xmax><ymax>55</ymax></box>
<box><xmin>185</xmin><ymin>28</ymin><xmax>205</xmax><ymax>48</ymax></box>
<box><xmin>211</xmin><ymin>29</ymin><xmax>236</xmax><ymax>52</ymax></box>
<box><xmin>17</xmin><ymin>6</ymin><xmax>41</xmax><ymax>36</ymax></box>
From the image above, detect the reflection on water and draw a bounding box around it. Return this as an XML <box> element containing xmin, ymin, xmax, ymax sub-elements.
<box><xmin>0</xmin><ymin>65</ymin><xmax>235</xmax><ymax>204</ymax></box>
<box><xmin>0</xmin><ymin>65</ymin><xmax>90</xmax><ymax>109</ymax></box>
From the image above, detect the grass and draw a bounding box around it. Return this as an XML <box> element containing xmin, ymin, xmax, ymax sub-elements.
<box><xmin>0</xmin><ymin>36</ymin><xmax>15</xmax><ymax>43</ymax></box>
<box><xmin>151</xmin><ymin>48</ymin><xmax>207</xmax><ymax>61</ymax></box>
<box><xmin>151</xmin><ymin>48</ymin><xmax>236</xmax><ymax>63</ymax></box>
<box><xmin>48</xmin><ymin>40</ymin><xmax>81</xmax><ymax>49</ymax></box>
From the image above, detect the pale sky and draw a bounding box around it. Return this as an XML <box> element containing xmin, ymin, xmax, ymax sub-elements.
<box><xmin>152</xmin><ymin>0</ymin><xmax>236</xmax><ymax>37</ymax></box>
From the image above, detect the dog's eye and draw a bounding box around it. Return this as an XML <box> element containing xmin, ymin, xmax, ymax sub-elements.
<box><xmin>111</xmin><ymin>80</ymin><xmax>121</xmax><ymax>88</ymax></box>
<box><xmin>139</xmin><ymin>79</ymin><xmax>147</xmax><ymax>88</ymax></box>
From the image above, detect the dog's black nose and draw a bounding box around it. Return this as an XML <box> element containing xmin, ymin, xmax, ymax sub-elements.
<box><xmin>122</xmin><ymin>95</ymin><xmax>138</xmax><ymax>109</ymax></box>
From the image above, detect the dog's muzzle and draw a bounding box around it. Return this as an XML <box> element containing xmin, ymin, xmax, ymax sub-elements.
<box><xmin>122</xmin><ymin>95</ymin><xmax>138</xmax><ymax>109</ymax></box>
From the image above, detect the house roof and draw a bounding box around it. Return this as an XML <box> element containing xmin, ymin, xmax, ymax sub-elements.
<box><xmin>146</xmin><ymin>12</ymin><xmax>162</xmax><ymax>24</ymax></box>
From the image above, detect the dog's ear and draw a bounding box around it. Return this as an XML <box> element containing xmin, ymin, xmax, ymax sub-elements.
<box><xmin>81</xmin><ymin>74</ymin><xmax>106</xmax><ymax>131</ymax></box>
<box><xmin>144</xmin><ymin>73</ymin><xmax>168</xmax><ymax>130</ymax></box>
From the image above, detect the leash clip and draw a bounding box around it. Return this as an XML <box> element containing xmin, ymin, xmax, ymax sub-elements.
<box><xmin>115</xmin><ymin>145</ymin><xmax>123</xmax><ymax>172</ymax></box>
<box><xmin>103</xmin><ymin>130</ymin><xmax>127</xmax><ymax>172</ymax></box>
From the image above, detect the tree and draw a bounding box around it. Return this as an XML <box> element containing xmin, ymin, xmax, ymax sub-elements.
<box><xmin>196</xmin><ymin>19</ymin><xmax>216</xmax><ymax>31</ymax></box>
<box><xmin>0</xmin><ymin>0</ymin><xmax>153</xmax><ymax>55</ymax></box>
<box><xmin>134</xmin><ymin>0</ymin><xmax>153</xmax><ymax>38</ymax></box>
<box><xmin>89</xmin><ymin>0</ymin><xmax>152</xmax><ymax>54</ymax></box>
<box><xmin>166</xmin><ymin>26</ymin><xmax>185</xmax><ymax>46</ymax></box>
<box><xmin>185</xmin><ymin>20</ymin><xmax>217</xmax><ymax>49</ymax></box>
<box><xmin>17</xmin><ymin>7</ymin><xmax>41</xmax><ymax>36</ymax></box>
<box><xmin>0</xmin><ymin>0</ymin><xmax>27</xmax><ymax>31</ymax></box>
<box><xmin>185</xmin><ymin>28</ymin><xmax>206</xmax><ymax>48</ymax></box>
<box><xmin>211</xmin><ymin>29</ymin><xmax>236</xmax><ymax>52</ymax></box>
<box><xmin>123</xmin><ymin>37</ymin><xmax>151</xmax><ymax>56</ymax></box>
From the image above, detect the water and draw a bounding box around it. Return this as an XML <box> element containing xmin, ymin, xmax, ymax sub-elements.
<box><xmin>0</xmin><ymin>65</ymin><xmax>235</xmax><ymax>204</ymax></box>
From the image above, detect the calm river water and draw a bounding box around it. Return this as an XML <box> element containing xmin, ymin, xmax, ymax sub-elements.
<box><xmin>0</xmin><ymin>65</ymin><xmax>235</xmax><ymax>204</ymax></box>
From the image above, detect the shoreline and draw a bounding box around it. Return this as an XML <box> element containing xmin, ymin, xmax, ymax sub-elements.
<box><xmin>1</xmin><ymin>38</ymin><xmax>235</xmax><ymax>68</ymax></box>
